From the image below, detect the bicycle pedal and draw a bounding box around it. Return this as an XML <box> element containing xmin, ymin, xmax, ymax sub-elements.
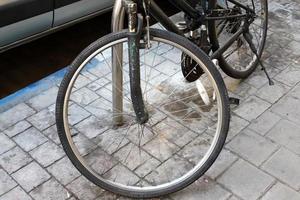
<box><xmin>229</xmin><ymin>97</ymin><xmax>240</xmax><ymax>105</ymax></box>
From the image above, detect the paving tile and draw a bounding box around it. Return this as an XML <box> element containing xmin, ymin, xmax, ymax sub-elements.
<box><xmin>171</xmin><ymin>177</ymin><xmax>231</xmax><ymax>200</ymax></box>
<box><xmin>3</xmin><ymin>121</ymin><xmax>31</xmax><ymax>138</ymax></box>
<box><xmin>227</xmin><ymin>114</ymin><xmax>250</xmax><ymax>141</ymax></box>
<box><xmin>71</xmin><ymin>87</ymin><xmax>99</xmax><ymax>106</ymax></box>
<box><xmin>43</xmin><ymin>125</ymin><xmax>60</xmax><ymax>145</ymax></box>
<box><xmin>27</xmin><ymin>87</ymin><xmax>58</xmax><ymax>111</ymax></box>
<box><xmin>274</xmin><ymin>64</ymin><xmax>300</xmax><ymax>86</ymax></box>
<box><xmin>262</xmin><ymin>148</ymin><xmax>300</xmax><ymax>190</ymax></box>
<box><xmin>30</xmin><ymin>141</ymin><xmax>65</xmax><ymax>167</ymax></box>
<box><xmin>0</xmin><ymin>132</ymin><xmax>15</xmax><ymax>155</ymax></box>
<box><xmin>206</xmin><ymin>149</ymin><xmax>238</xmax><ymax>180</ymax></box>
<box><xmin>114</xmin><ymin>143</ymin><xmax>151</xmax><ymax>170</ymax></box>
<box><xmin>67</xmin><ymin>176</ymin><xmax>104</xmax><ymax>200</ymax></box>
<box><xmin>227</xmin><ymin>129</ymin><xmax>278</xmax><ymax>166</ymax></box>
<box><xmin>27</xmin><ymin>105</ymin><xmax>56</xmax><ymax>131</ymax></box>
<box><xmin>233</xmin><ymin>96</ymin><xmax>271</xmax><ymax>121</ymax></box>
<box><xmin>218</xmin><ymin>159</ymin><xmax>274</xmax><ymax>200</ymax></box>
<box><xmin>155</xmin><ymin>60</ymin><xmax>180</xmax><ymax>76</ymax></box>
<box><xmin>0</xmin><ymin>103</ymin><xmax>35</xmax><ymax>131</ymax></box>
<box><xmin>47</xmin><ymin>157</ymin><xmax>81</xmax><ymax>185</ymax></box>
<box><xmin>30</xmin><ymin>178</ymin><xmax>70</xmax><ymax>200</ymax></box>
<box><xmin>74</xmin><ymin>116</ymin><xmax>108</xmax><ymax>139</ymax></box>
<box><xmin>134</xmin><ymin>157</ymin><xmax>161</xmax><ymax>178</ymax></box>
<box><xmin>13</xmin><ymin>127</ymin><xmax>47</xmax><ymax>152</ymax></box>
<box><xmin>68</xmin><ymin>104</ymin><xmax>91</xmax><ymax>125</ymax></box>
<box><xmin>0</xmin><ymin>186</ymin><xmax>32</xmax><ymax>200</ymax></box>
<box><xmin>141</xmin><ymin>50</ymin><xmax>166</xmax><ymax>67</ymax></box>
<box><xmin>143</xmin><ymin>136</ymin><xmax>179</xmax><ymax>162</ymax></box>
<box><xmin>267</xmin><ymin>119</ymin><xmax>300</xmax><ymax>155</ymax></box>
<box><xmin>0</xmin><ymin>146</ymin><xmax>32</xmax><ymax>174</ymax></box>
<box><xmin>12</xmin><ymin>162</ymin><xmax>51</xmax><ymax>192</ymax></box>
<box><xmin>261</xmin><ymin>182</ymin><xmax>300</xmax><ymax>200</ymax></box>
<box><xmin>0</xmin><ymin>169</ymin><xmax>17</xmax><ymax>196</ymax></box>
<box><xmin>103</xmin><ymin>164</ymin><xmax>140</xmax><ymax>186</ymax></box>
<box><xmin>248</xmin><ymin>111</ymin><xmax>281</xmax><ymax>136</ymax></box>
<box><xmin>256</xmin><ymin>81</ymin><xmax>290</xmax><ymax>103</ymax></box>
<box><xmin>271</xmin><ymin>95</ymin><xmax>300</xmax><ymax>125</ymax></box>
<box><xmin>145</xmin><ymin>154</ymin><xmax>193</xmax><ymax>185</ymax></box>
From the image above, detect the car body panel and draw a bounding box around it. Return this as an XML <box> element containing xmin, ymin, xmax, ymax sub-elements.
<box><xmin>0</xmin><ymin>0</ymin><xmax>114</xmax><ymax>52</ymax></box>
<box><xmin>54</xmin><ymin>0</ymin><xmax>113</xmax><ymax>26</ymax></box>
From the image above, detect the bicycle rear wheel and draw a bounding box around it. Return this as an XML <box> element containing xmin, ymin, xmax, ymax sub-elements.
<box><xmin>56</xmin><ymin>29</ymin><xmax>230</xmax><ymax>198</ymax></box>
<box><xmin>208</xmin><ymin>0</ymin><xmax>268</xmax><ymax>78</ymax></box>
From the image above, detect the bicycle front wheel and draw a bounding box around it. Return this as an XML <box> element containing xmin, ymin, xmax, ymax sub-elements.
<box><xmin>56</xmin><ymin>29</ymin><xmax>230</xmax><ymax>198</ymax></box>
<box><xmin>208</xmin><ymin>0</ymin><xmax>268</xmax><ymax>79</ymax></box>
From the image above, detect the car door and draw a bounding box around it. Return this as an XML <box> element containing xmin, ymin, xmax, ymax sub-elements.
<box><xmin>0</xmin><ymin>0</ymin><xmax>53</xmax><ymax>47</ymax></box>
<box><xmin>53</xmin><ymin>0</ymin><xmax>114</xmax><ymax>27</ymax></box>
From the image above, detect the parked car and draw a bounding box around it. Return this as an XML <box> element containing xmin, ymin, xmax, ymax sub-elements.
<box><xmin>0</xmin><ymin>0</ymin><xmax>114</xmax><ymax>53</ymax></box>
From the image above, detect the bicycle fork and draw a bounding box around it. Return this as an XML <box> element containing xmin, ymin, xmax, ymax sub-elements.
<box><xmin>124</xmin><ymin>0</ymin><xmax>149</xmax><ymax>124</ymax></box>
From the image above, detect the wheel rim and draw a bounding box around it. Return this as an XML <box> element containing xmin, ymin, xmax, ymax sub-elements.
<box><xmin>61</xmin><ymin>35</ymin><xmax>225</xmax><ymax>193</ymax></box>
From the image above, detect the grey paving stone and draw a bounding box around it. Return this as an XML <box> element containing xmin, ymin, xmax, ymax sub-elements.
<box><xmin>104</xmin><ymin>164</ymin><xmax>140</xmax><ymax>186</ymax></box>
<box><xmin>67</xmin><ymin>176</ymin><xmax>104</xmax><ymax>200</ymax></box>
<box><xmin>0</xmin><ymin>169</ymin><xmax>17</xmax><ymax>196</ymax></box>
<box><xmin>171</xmin><ymin>177</ymin><xmax>231</xmax><ymax>200</ymax></box>
<box><xmin>143</xmin><ymin>136</ymin><xmax>179</xmax><ymax>162</ymax></box>
<box><xmin>274</xmin><ymin>64</ymin><xmax>300</xmax><ymax>86</ymax></box>
<box><xmin>95</xmin><ymin>129</ymin><xmax>129</xmax><ymax>155</ymax></box>
<box><xmin>27</xmin><ymin>87</ymin><xmax>58</xmax><ymax>111</ymax></box>
<box><xmin>134</xmin><ymin>157</ymin><xmax>161</xmax><ymax>178</ymax></box>
<box><xmin>248</xmin><ymin>111</ymin><xmax>281</xmax><ymax>136</ymax></box>
<box><xmin>3</xmin><ymin>120</ymin><xmax>31</xmax><ymax>138</ymax></box>
<box><xmin>145</xmin><ymin>154</ymin><xmax>193</xmax><ymax>185</ymax></box>
<box><xmin>262</xmin><ymin>148</ymin><xmax>300</xmax><ymax>190</ymax></box>
<box><xmin>256</xmin><ymin>81</ymin><xmax>290</xmax><ymax>103</ymax></box>
<box><xmin>141</xmin><ymin>50</ymin><xmax>166</xmax><ymax>67</ymax></box>
<box><xmin>71</xmin><ymin>87</ymin><xmax>99</xmax><ymax>106</ymax></box>
<box><xmin>289</xmin><ymin>83</ymin><xmax>300</xmax><ymax>99</ymax></box>
<box><xmin>267</xmin><ymin>119</ymin><xmax>300</xmax><ymax>155</ymax></box>
<box><xmin>206</xmin><ymin>149</ymin><xmax>238</xmax><ymax>180</ymax></box>
<box><xmin>0</xmin><ymin>132</ymin><xmax>15</xmax><ymax>155</ymax></box>
<box><xmin>227</xmin><ymin>114</ymin><xmax>250</xmax><ymax>141</ymax></box>
<box><xmin>68</xmin><ymin>104</ymin><xmax>91</xmax><ymax>125</ymax></box>
<box><xmin>227</xmin><ymin>129</ymin><xmax>278</xmax><ymax>166</ymax></box>
<box><xmin>0</xmin><ymin>146</ymin><xmax>32</xmax><ymax>174</ymax></box>
<box><xmin>30</xmin><ymin>178</ymin><xmax>70</xmax><ymax>200</ymax></box>
<box><xmin>74</xmin><ymin>116</ymin><xmax>108</xmax><ymax>139</ymax></box>
<box><xmin>262</xmin><ymin>182</ymin><xmax>300</xmax><ymax>200</ymax></box>
<box><xmin>0</xmin><ymin>103</ymin><xmax>35</xmax><ymax>131</ymax></box>
<box><xmin>30</xmin><ymin>141</ymin><xmax>65</xmax><ymax>167</ymax></box>
<box><xmin>155</xmin><ymin>60</ymin><xmax>180</xmax><ymax>76</ymax></box>
<box><xmin>226</xmin><ymin>195</ymin><xmax>241</xmax><ymax>200</ymax></box>
<box><xmin>43</xmin><ymin>125</ymin><xmax>60</xmax><ymax>145</ymax></box>
<box><xmin>271</xmin><ymin>95</ymin><xmax>300</xmax><ymax>125</ymax></box>
<box><xmin>162</xmin><ymin>48</ymin><xmax>182</xmax><ymax>64</ymax></box>
<box><xmin>218</xmin><ymin>159</ymin><xmax>274</xmax><ymax>200</ymax></box>
<box><xmin>13</xmin><ymin>127</ymin><xmax>47</xmax><ymax>152</ymax></box>
<box><xmin>0</xmin><ymin>186</ymin><xmax>32</xmax><ymax>200</ymax></box>
<box><xmin>47</xmin><ymin>157</ymin><xmax>81</xmax><ymax>185</ymax></box>
<box><xmin>27</xmin><ymin>105</ymin><xmax>56</xmax><ymax>131</ymax></box>
<box><xmin>233</xmin><ymin>96</ymin><xmax>271</xmax><ymax>121</ymax></box>
<box><xmin>12</xmin><ymin>162</ymin><xmax>51</xmax><ymax>192</ymax></box>
<box><xmin>114</xmin><ymin>143</ymin><xmax>151</xmax><ymax>170</ymax></box>
<box><xmin>227</xmin><ymin>79</ymin><xmax>257</xmax><ymax>100</ymax></box>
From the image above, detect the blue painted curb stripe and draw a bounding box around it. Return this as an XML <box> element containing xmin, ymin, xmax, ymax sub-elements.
<box><xmin>0</xmin><ymin>67</ymin><xmax>67</xmax><ymax>113</ymax></box>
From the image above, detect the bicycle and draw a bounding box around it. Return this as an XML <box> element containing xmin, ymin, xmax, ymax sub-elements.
<box><xmin>56</xmin><ymin>0</ymin><xmax>268</xmax><ymax>198</ymax></box>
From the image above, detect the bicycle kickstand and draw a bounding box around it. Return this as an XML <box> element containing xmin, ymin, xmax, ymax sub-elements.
<box><xmin>243</xmin><ymin>31</ymin><xmax>274</xmax><ymax>86</ymax></box>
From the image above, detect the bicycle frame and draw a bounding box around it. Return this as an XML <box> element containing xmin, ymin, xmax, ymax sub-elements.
<box><xmin>111</xmin><ymin>0</ymin><xmax>255</xmax><ymax>125</ymax></box>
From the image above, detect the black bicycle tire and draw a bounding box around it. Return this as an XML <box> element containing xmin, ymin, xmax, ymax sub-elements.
<box><xmin>207</xmin><ymin>0</ymin><xmax>268</xmax><ymax>79</ymax></box>
<box><xmin>56</xmin><ymin>28</ymin><xmax>230</xmax><ymax>198</ymax></box>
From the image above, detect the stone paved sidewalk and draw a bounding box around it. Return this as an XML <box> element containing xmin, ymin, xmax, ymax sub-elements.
<box><xmin>1</xmin><ymin>0</ymin><xmax>300</xmax><ymax>199</ymax></box>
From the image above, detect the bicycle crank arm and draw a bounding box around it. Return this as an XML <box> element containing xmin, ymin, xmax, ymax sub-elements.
<box><xmin>126</xmin><ymin>1</ymin><xmax>149</xmax><ymax>124</ymax></box>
